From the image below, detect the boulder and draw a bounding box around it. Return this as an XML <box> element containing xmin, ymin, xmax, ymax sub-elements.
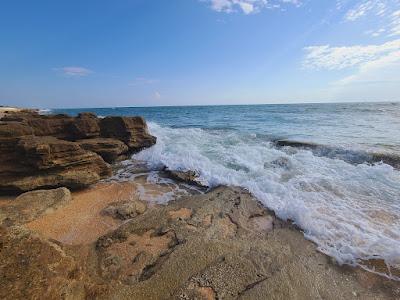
<box><xmin>102</xmin><ymin>200</ymin><xmax>147</xmax><ymax>220</ymax></box>
<box><xmin>78</xmin><ymin>138</ymin><xmax>129</xmax><ymax>163</ymax></box>
<box><xmin>100</xmin><ymin>116</ymin><xmax>156</xmax><ymax>152</ymax></box>
<box><xmin>0</xmin><ymin>187</ymin><xmax>72</xmax><ymax>226</ymax></box>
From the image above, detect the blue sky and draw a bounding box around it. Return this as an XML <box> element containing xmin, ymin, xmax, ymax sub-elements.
<box><xmin>0</xmin><ymin>0</ymin><xmax>399</xmax><ymax>108</ymax></box>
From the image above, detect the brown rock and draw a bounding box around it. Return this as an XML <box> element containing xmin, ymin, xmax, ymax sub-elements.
<box><xmin>0</xmin><ymin>226</ymin><xmax>85</xmax><ymax>300</ymax></box>
<box><xmin>166</xmin><ymin>169</ymin><xmax>206</xmax><ymax>187</ymax></box>
<box><xmin>3</xmin><ymin>111</ymin><xmax>100</xmax><ymax>141</ymax></box>
<box><xmin>0</xmin><ymin>110</ymin><xmax>155</xmax><ymax>194</ymax></box>
<box><xmin>102</xmin><ymin>200</ymin><xmax>147</xmax><ymax>220</ymax></box>
<box><xmin>68</xmin><ymin>112</ymin><xmax>100</xmax><ymax>139</ymax></box>
<box><xmin>0</xmin><ymin>136</ymin><xmax>111</xmax><ymax>192</ymax></box>
<box><xmin>100</xmin><ymin>116</ymin><xmax>156</xmax><ymax>152</ymax></box>
<box><xmin>0</xmin><ymin>187</ymin><xmax>72</xmax><ymax>226</ymax></box>
<box><xmin>78</xmin><ymin>138</ymin><xmax>128</xmax><ymax>163</ymax></box>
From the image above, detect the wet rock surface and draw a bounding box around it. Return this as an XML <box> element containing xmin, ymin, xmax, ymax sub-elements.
<box><xmin>0</xmin><ymin>111</ymin><xmax>156</xmax><ymax>193</ymax></box>
<box><xmin>166</xmin><ymin>169</ymin><xmax>206</xmax><ymax>187</ymax></box>
<box><xmin>0</xmin><ymin>185</ymin><xmax>399</xmax><ymax>299</ymax></box>
<box><xmin>275</xmin><ymin>139</ymin><xmax>400</xmax><ymax>169</ymax></box>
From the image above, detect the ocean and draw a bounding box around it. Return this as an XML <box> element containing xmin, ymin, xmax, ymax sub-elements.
<box><xmin>52</xmin><ymin>102</ymin><xmax>400</xmax><ymax>277</ymax></box>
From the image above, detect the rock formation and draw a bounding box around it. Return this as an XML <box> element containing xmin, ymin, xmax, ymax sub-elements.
<box><xmin>0</xmin><ymin>110</ymin><xmax>156</xmax><ymax>193</ymax></box>
<box><xmin>100</xmin><ymin>116</ymin><xmax>157</xmax><ymax>152</ymax></box>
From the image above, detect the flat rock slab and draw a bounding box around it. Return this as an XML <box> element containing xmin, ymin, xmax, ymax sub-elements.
<box><xmin>0</xmin><ymin>187</ymin><xmax>71</xmax><ymax>226</ymax></box>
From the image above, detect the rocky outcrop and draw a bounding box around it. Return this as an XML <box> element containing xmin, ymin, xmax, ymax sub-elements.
<box><xmin>0</xmin><ymin>110</ymin><xmax>156</xmax><ymax>193</ymax></box>
<box><xmin>1</xmin><ymin>183</ymin><xmax>399</xmax><ymax>299</ymax></box>
<box><xmin>0</xmin><ymin>136</ymin><xmax>111</xmax><ymax>193</ymax></box>
<box><xmin>78</xmin><ymin>138</ymin><xmax>129</xmax><ymax>163</ymax></box>
<box><xmin>93</xmin><ymin>186</ymin><xmax>400</xmax><ymax>299</ymax></box>
<box><xmin>100</xmin><ymin>116</ymin><xmax>156</xmax><ymax>152</ymax></box>
<box><xmin>68</xmin><ymin>112</ymin><xmax>101</xmax><ymax>140</ymax></box>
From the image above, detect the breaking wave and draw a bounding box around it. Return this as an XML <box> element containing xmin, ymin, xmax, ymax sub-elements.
<box><xmin>134</xmin><ymin>122</ymin><xmax>400</xmax><ymax>279</ymax></box>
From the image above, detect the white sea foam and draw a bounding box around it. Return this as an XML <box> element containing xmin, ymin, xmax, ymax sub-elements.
<box><xmin>134</xmin><ymin>122</ymin><xmax>400</xmax><ymax>278</ymax></box>
<box><xmin>38</xmin><ymin>108</ymin><xmax>52</xmax><ymax>115</ymax></box>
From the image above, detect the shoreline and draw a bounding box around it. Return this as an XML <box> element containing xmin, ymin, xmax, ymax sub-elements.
<box><xmin>0</xmin><ymin>108</ymin><xmax>399</xmax><ymax>299</ymax></box>
<box><xmin>1</xmin><ymin>176</ymin><xmax>399</xmax><ymax>299</ymax></box>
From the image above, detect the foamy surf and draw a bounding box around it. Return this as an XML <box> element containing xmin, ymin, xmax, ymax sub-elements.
<box><xmin>134</xmin><ymin>122</ymin><xmax>400</xmax><ymax>279</ymax></box>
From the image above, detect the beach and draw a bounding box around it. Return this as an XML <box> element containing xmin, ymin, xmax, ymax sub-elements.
<box><xmin>0</xmin><ymin>107</ymin><xmax>399</xmax><ymax>299</ymax></box>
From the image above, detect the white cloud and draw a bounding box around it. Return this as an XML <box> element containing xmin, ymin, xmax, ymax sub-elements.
<box><xmin>389</xmin><ymin>10</ymin><xmax>400</xmax><ymax>36</ymax></box>
<box><xmin>335</xmin><ymin>49</ymin><xmax>400</xmax><ymax>85</ymax></box>
<box><xmin>344</xmin><ymin>0</ymin><xmax>400</xmax><ymax>37</ymax></box>
<box><xmin>55</xmin><ymin>66</ymin><xmax>93</xmax><ymax>77</ymax></box>
<box><xmin>202</xmin><ymin>0</ymin><xmax>301</xmax><ymax>14</ymax></box>
<box><xmin>344</xmin><ymin>0</ymin><xmax>387</xmax><ymax>21</ymax></box>
<box><xmin>303</xmin><ymin>39</ymin><xmax>400</xmax><ymax>70</ymax></box>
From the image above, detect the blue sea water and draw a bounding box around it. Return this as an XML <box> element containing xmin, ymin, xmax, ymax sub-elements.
<box><xmin>52</xmin><ymin>102</ymin><xmax>400</xmax><ymax>277</ymax></box>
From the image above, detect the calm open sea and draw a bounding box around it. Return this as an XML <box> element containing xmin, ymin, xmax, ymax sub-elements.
<box><xmin>52</xmin><ymin>102</ymin><xmax>400</xmax><ymax>277</ymax></box>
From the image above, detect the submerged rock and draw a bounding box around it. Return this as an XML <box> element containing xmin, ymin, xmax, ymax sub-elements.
<box><xmin>275</xmin><ymin>139</ymin><xmax>400</xmax><ymax>169</ymax></box>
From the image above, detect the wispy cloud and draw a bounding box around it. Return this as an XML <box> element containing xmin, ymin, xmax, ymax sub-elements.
<box><xmin>201</xmin><ymin>0</ymin><xmax>302</xmax><ymax>15</ymax></box>
<box><xmin>344</xmin><ymin>0</ymin><xmax>387</xmax><ymax>22</ymax></box>
<box><xmin>343</xmin><ymin>0</ymin><xmax>400</xmax><ymax>37</ymax></box>
<box><xmin>303</xmin><ymin>39</ymin><xmax>400</xmax><ymax>70</ymax></box>
<box><xmin>128</xmin><ymin>77</ymin><xmax>159</xmax><ymax>86</ymax></box>
<box><xmin>54</xmin><ymin>66</ymin><xmax>93</xmax><ymax>77</ymax></box>
<box><xmin>335</xmin><ymin>49</ymin><xmax>400</xmax><ymax>85</ymax></box>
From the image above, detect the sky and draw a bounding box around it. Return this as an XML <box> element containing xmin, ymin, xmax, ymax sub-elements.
<box><xmin>0</xmin><ymin>0</ymin><xmax>400</xmax><ymax>108</ymax></box>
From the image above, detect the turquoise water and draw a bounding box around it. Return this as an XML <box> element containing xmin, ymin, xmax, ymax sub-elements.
<box><xmin>52</xmin><ymin>102</ymin><xmax>400</xmax><ymax>277</ymax></box>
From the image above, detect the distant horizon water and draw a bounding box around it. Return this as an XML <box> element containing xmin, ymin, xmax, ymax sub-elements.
<box><xmin>52</xmin><ymin>102</ymin><xmax>400</xmax><ymax>279</ymax></box>
<box><xmin>36</xmin><ymin>100</ymin><xmax>400</xmax><ymax>111</ymax></box>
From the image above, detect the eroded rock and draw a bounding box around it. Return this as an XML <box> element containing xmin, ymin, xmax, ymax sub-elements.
<box><xmin>78</xmin><ymin>138</ymin><xmax>129</xmax><ymax>163</ymax></box>
<box><xmin>100</xmin><ymin>116</ymin><xmax>156</xmax><ymax>152</ymax></box>
<box><xmin>102</xmin><ymin>200</ymin><xmax>147</xmax><ymax>220</ymax></box>
<box><xmin>0</xmin><ymin>226</ymin><xmax>85</xmax><ymax>300</ymax></box>
<box><xmin>0</xmin><ymin>136</ymin><xmax>111</xmax><ymax>192</ymax></box>
<box><xmin>0</xmin><ymin>187</ymin><xmax>71</xmax><ymax>226</ymax></box>
<box><xmin>0</xmin><ymin>111</ymin><xmax>155</xmax><ymax>193</ymax></box>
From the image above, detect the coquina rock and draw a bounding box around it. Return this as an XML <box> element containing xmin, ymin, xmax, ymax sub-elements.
<box><xmin>100</xmin><ymin>116</ymin><xmax>157</xmax><ymax>152</ymax></box>
<box><xmin>0</xmin><ymin>136</ymin><xmax>111</xmax><ymax>193</ymax></box>
<box><xmin>0</xmin><ymin>110</ymin><xmax>156</xmax><ymax>194</ymax></box>
<box><xmin>78</xmin><ymin>138</ymin><xmax>129</xmax><ymax>163</ymax></box>
<box><xmin>0</xmin><ymin>187</ymin><xmax>72</xmax><ymax>226</ymax></box>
